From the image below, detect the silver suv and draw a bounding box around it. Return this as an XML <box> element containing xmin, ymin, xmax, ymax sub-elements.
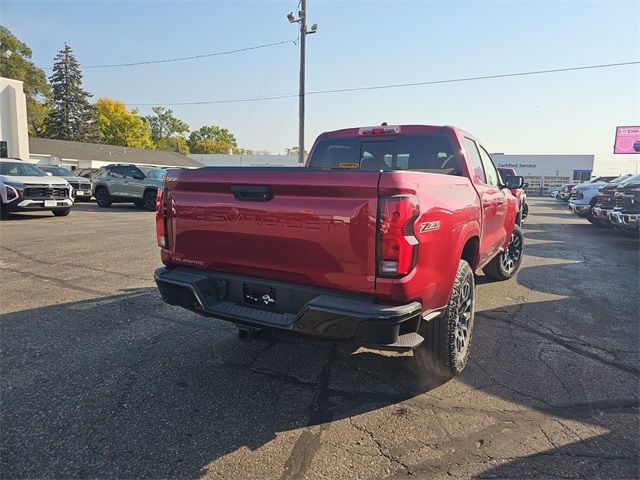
<box><xmin>92</xmin><ymin>164</ymin><xmax>166</xmax><ymax>211</ymax></box>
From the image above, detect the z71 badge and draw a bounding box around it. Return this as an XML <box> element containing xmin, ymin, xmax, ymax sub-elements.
<box><xmin>419</xmin><ymin>221</ymin><xmax>441</xmax><ymax>233</ymax></box>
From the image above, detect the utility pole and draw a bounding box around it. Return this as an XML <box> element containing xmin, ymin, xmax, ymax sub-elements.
<box><xmin>288</xmin><ymin>2</ymin><xmax>317</xmax><ymax>164</ymax></box>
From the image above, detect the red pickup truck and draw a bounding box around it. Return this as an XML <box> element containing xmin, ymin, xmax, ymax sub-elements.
<box><xmin>155</xmin><ymin>125</ymin><xmax>524</xmax><ymax>378</ymax></box>
<box><xmin>498</xmin><ymin>167</ymin><xmax>529</xmax><ymax>223</ymax></box>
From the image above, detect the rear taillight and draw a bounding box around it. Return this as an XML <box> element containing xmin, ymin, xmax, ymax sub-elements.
<box><xmin>378</xmin><ymin>195</ymin><xmax>419</xmax><ymax>277</ymax></box>
<box><xmin>156</xmin><ymin>188</ymin><xmax>168</xmax><ymax>248</ymax></box>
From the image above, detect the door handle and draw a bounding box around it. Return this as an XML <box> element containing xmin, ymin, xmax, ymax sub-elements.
<box><xmin>231</xmin><ymin>185</ymin><xmax>273</xmax><ymax>201</ymax></box>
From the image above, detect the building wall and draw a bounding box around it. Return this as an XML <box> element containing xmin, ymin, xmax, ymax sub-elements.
<box><xmin>492</xmin><ymin>154</ymin><xmax>595</xmax><ymax>195</ymax></box>
<box><xmin>188</xmin><ymin>154</ymin><xmax>302</xmax><ymax>167</ymax></box>
<box><xmin>0</xmin><ymin>77</ymin><xmax>30</xmax><ymax>160</ymax></box>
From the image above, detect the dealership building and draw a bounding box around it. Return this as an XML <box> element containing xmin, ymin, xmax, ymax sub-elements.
<box><xmin>492</xmin><ymin>153</ymin><xmax>595</xmax><ymax>195</ymax></box>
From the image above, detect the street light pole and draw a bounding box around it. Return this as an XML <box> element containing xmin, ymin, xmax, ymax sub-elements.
<box><xmin>288</xmin><ymin>2</ymin><xmax>316</xmax><ymax>164</ymax></box>
<box><xmin>298</xmin><ymin>0</ymin><xmax>306</xmax><ymax>165</ymax></box>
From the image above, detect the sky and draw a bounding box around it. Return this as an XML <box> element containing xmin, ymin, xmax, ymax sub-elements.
<box><xmin>2</xmin><ymin>0</ymin><xmax>639</xmax><ymax>174</ymax></box>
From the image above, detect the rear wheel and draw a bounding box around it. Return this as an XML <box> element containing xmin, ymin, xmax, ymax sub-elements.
<box><xmin>143</xmin><ymin>189</ymin><xmax>157</xmax><ymax>211</ymax></box>
<box><xmin>95</xmin><ymin>187</ymin><xmax>111</xmax><ymax>208</ymax></box>
<box><xmin>483</xmin><ymin>224</ymin><xmax>524</xmax><ymax>281</ymax></box>
<box><xmin>414</xmin><ymin>259</ymin><xmax>475</xmax><ymax>379</ymax></box>
<box><xmin>52</xmin><ymin>207</ymin><xmax>71</xmax><ymax>217</ymax></box>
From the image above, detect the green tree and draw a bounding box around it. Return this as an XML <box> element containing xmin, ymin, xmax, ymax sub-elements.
<box><xmin>95</xmin><ymin>98</ymin><xmax>153</xmax><ymax>149</ymax></box>
<box><xmin>156</xmin><ymin>136</ymin><xmax>189</xmax><ymax>155</ymax></box>
<box><xmin>0</xmin><ymin>26</ymin><xmax>51</xmax><ymax>136</ymax></box>
<box><xmin>286</xmin><ymin>146</ymin><xmax>308</xmax><ymax>156</ymax></box>
<box><xmin>188</xmin><ymin>125</ymin><xmax>237</xmax><ymax>148</ymax></box>
<box><xmin>46</xmin><ymin>43</ymin><xmax>98</xmax><ymax>142</ymax></box>
<box><xmin>144</xmin><ymin>107</ymin><xmax>189</xmax><ymax>143</ymax></box>
<box><xmin>189</xmin><ymin>139</ymin><xmax>235</xmax><ymax>154</ymax></box>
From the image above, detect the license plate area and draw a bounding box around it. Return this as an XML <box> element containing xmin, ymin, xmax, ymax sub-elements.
<box><xmin>44</xmin><ymin>200</ymin><xmax>57</xmax><ymax>207</ymax></box>
<box><xmin>243</xmin><ymin>283</ymin><xmax>276</xmax><ymax>308</ymax></box>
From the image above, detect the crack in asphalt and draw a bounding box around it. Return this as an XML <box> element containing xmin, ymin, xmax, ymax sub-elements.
<box><xmin>279</xmin><ymin>346</ymin><xmax>336</xmax><ymax>480</ymax></box>
<box><xmin>348</xmin><ymin>417</ymin><xmax>409</xmax><ymax>472</ymax></box>
<box><xmin>478</xmin><ymin>313</ymin><xmax>639</xmax><ymax>375</ymax></box>
<box><xmin>0</xmin><ymin>245</ymin><xmax>150</xmax><ymax>282</ymax></box>
<box><xmin>0</xmin><ymin>266</ymin><xmax>105</xmax><ymax>295</ymax></box>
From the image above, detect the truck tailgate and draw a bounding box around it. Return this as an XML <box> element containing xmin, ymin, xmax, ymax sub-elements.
<box><xmin>164</xmin><ymin>169</ymin><xmax>381</xmax><ymax>294</ymax></box>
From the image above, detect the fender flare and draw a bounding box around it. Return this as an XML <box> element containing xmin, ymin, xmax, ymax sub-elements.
<box><xmin>455</xmin><ymin>220</ymin><xmax>482</xmax><ymax>270</ymax></box>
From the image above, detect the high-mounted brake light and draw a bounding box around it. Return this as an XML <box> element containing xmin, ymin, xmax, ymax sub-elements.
<box><xmin>377</xmin><ymin>195</ymin><xmax>419</xmax><ymax>277</ymax></box>
<box><xmin>156</xmin><ymin>187</ymin><xmax>168</xmax><ymax>248</ymax></box>
<box><xmin>359</xmin><ymin>126</ymin><xmax>401</xmax><ymax>136</ymax></box>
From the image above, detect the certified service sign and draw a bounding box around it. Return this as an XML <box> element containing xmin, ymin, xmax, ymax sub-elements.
<box><xmin>614</xmin><ymin>126</ymin><xmax>640</xmax><ymax>154</ymax></box>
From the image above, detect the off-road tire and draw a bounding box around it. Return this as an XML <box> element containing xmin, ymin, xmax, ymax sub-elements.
<box><xmin>143</xmin><ymin>189</ymin><xmax>157</xmax><ymax>212</ymax></box>
<box><xmin>521</xmin><ymin>202</ymin><xmax>529</xmax><ymax>223</ymax></box>
<box><xmin>95</xmin><ymin>187</ymin><xmax>112</xmax><ymax>208</ymax></box>
<box><xmin>414</xmin><ymin>259</ymin><xmax>475</xmax><ymax>379</ymax></box>
<box><xmin>483</xmin><ymin>224</ymin><xmax>524</xmax><ymax>281</ymax></box>
<box><xmin>585</xmin><ymin>198</ymin><xmax>598</xmax><ymax>224</ymax></box>
<box><xmin>52</xmin><ymin>207</ymin><xmax>71</xmax><ymax>217</ymax></box>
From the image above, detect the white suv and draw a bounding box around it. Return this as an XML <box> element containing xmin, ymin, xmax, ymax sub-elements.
<box><xmin>0</xmin><ymin>158</ymin><xmax>74</xmax><ymax>220</ymax></box>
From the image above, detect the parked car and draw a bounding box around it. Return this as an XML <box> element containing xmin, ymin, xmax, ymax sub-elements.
<box><xmin>498</xmin><ymin>167</ymin><xmax>528</xmax><ymax>223</ymax></box>
<box><xmin>38</xmin><ymin>165</ymin><xmax>93</xmax><ymax>202</ymax></box>
<box><xmin>92</xmin><ymin>164</ymin><xmax>168</xmax><ymax>211</ymax></box>
<box><xmin>75</xmin><ymin>168</ymin><xmax>100</xmax><ymax>181</ymax></box>
<box><xmin>592</xmin><ymin>175</ymin><xmax>639</xmax><ymax>228</ymax></box>
<box><xmin>154</xmin><ymin>124</ymin><xmax>524</xmax><ymax>379</ymax></box>
<box><xmin>568</xmin><ymin>174</ymin><xmax>631</xmax><ymax>224</ymax></box>
<box><xmin>557</xmin><ymin>183</ymin><xmax>577</xmax><ymax>201</ymax></box>
<box><xmin>609</xmin><ymin>176</ymin><xmax>640</xmax><ymax>235</ymax></box>
<box><xmin>550</xmin><ymin>189</ymin><xmax>560</xmax><ymax>199</ymax></box>
<box><xmin>0</xmin><ymin>158</ymin><xmax>73</xmax><ymax>220</ymax></box>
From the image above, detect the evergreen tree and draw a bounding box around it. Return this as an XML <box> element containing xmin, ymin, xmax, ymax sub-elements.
<box><xmin>46</xmin><ymin>43</ymin><xmax>97</xmax><ymax>142</ymax></box>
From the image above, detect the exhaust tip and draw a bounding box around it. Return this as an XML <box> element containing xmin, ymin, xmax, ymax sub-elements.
<box><xmin>238</xmin><ymin>328</ymin><xmax>251</xmax><ymax>342</ymax></box>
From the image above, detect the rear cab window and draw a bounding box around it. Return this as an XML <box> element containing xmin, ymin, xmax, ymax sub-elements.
<box><xmin>308</xmin><ymin>134</ymin><xmax>462</xmax><ymax>176</ymax></box>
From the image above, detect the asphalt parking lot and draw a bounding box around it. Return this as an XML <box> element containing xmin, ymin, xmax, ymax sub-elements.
<box><xmin>1</xmin><ymin>198</ymin><xmax>638</xmax><ymax>479</ymax></box>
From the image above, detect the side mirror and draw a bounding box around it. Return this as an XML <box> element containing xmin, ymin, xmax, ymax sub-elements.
<box><xmin>133</xmin><ymin>173</ymin><xmax>144</xmax><ymax>180</ymax></box>
<box><xmin>504</xmin><ymin>175</ymin><xmax>524</xmax><ymax>189</ymax></box>
<box><xmin>45</xmin><ymin>172</ymin><xmax>53</xmax><ymax>176</ymax></box>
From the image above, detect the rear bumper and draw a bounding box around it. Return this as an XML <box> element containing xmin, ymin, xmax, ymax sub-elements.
<box><xmin>155</xmin><ymin>267</ymin><xmax>427</xmax><ymax>349</ymax></box>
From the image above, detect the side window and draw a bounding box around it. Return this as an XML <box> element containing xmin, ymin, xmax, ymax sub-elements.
<box><xmin>124</xmin><ymin>166</ymin><xmax>142</xmax><ymax>178</ymax></box>
<box><xmin>479</xmin><ymin>147</ymin><xmax>499</xmax><ymax>186</ymax></box>
<box><xmin>463</xmin><ymin>137</ymin><xmax>485</xmax><ymax>183</ymax></box>
<box><xmin>108</xmin><ymin>167</ymin><xmax>125</xmax><ymax>178</ymax></box>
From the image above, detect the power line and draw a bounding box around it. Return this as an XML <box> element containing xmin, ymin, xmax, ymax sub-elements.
<box><xmin>82</xmin><ymin>39</ymin><xmax>296</xmax><ymax>69</ymax></box>
<box><xmin>127</xmin><ymin>60</ymin><xmax>640</xmax><ymax>106</ymax></box>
